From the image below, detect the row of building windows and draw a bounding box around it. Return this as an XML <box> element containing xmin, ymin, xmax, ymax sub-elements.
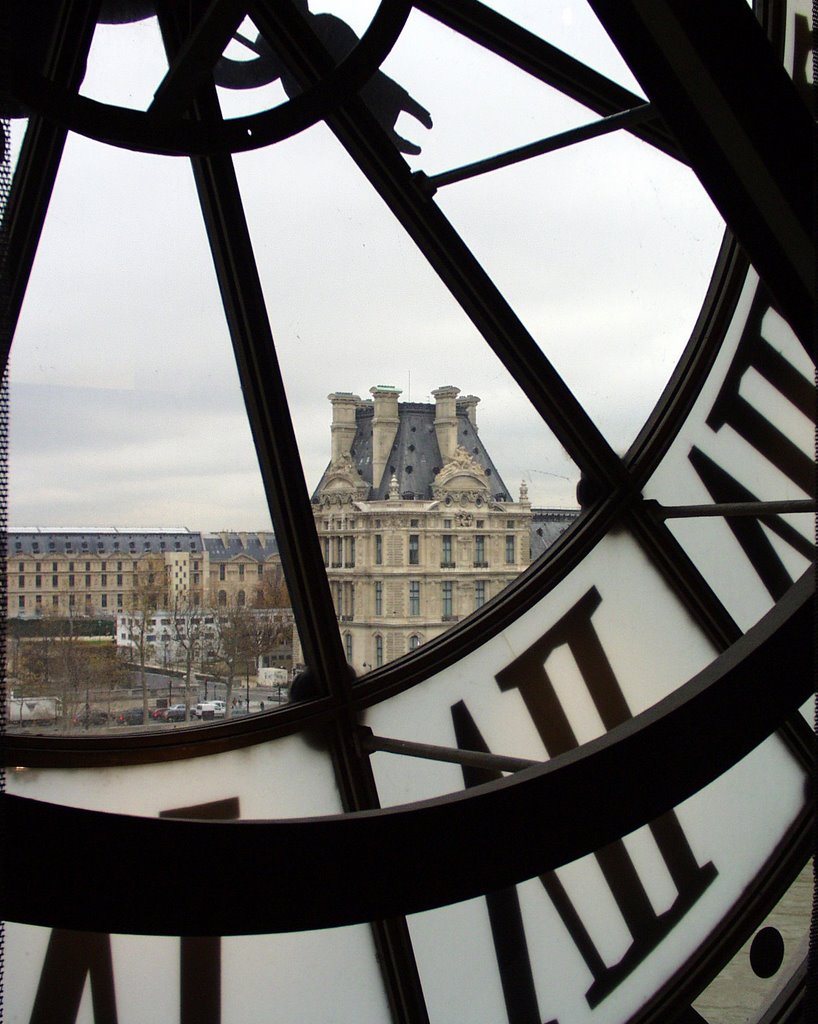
<box><xmin>343</xmin><ymin>631</ymin><xmax>422</xmax><ymax>667</ymax></box>
<box><xmin>334</xmin><ymin>579</ymin><xmax>493</xmax><ymax>620</ymax></box>
<box><xmin>15</xmin><ymin>559</ymin><xmax>200</xmax><ymax>573</ymax></box>
<box><xmin>366</xmin><ymin>534</ymin><xmax>517</xmax><ymax>566</ymax></box>
<box><xmin>18</xmin><ymin>593</ymin><xmax>126</xmax><ymax>609</ymax></box>
<box><xmin>217</xmin><ymin>562</ymin><xmax>266</xmax><ymax>580</ymax></box>
<box><xmin>324</xmin><ymin>517</ymin><xmax>518</xmax><ymax>531</ymax></box>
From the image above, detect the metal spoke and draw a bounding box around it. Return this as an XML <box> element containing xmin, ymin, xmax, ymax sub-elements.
<box><xmin>421</xmin><ymin>102</ymin><xmax>657</xmax><ymax>193</ymax></box>
<box><xmin>252</xmin><ymin>2</ymin><xmax>629</xmax><ymax>495</ymax></box>
<box><xmin>414</xmin><ymin>0</ymin><xmax>685</xmax><ymax>162</ymax></box>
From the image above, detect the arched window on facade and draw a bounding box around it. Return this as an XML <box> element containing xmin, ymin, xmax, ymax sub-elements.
<box><xmin>237</xmin><ymin>590</ymin><xmax>246</xmax><ymax>606</ymax></box>
<box><xmin>374</xmin><ymin>634</ymin><xmax>383</xmax><ymax>669</ymax></box>
<box><xmin>218</xmin><ymin>590</ymin><xmax>227</xmax><ymax>607</ymax></box>
<box><xmin>409</xmin><ymin>634</ymin><xmax>421</xmax><ymax>652</ymax></box>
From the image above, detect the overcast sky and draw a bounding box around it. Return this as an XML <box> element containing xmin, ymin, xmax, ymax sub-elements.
<box><xmin>8</xmin><ymin>1</ymin><xmax>724</xmax><ymax>531</ymax></box>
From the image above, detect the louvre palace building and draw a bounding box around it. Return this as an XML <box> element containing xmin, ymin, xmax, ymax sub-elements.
<box><xmin>308</xmin><ymin>385</ymin><xmax>555</xmax><ymax>674</ymax></box>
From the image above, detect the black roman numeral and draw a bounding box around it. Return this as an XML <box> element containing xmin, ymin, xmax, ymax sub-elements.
<box><xmin>690</xmin><ymin>291</ymin><xmax>814</xmax><ymax>599</ymax></box>
<box><xmin>492</xmin><ymin>588</ymin><xmax>716</xmax><ymax>1008</ymax></box>
<box><xmin>452</xmin><ymin>701</ymin><xmax>556</xmax><ymax>1024</ymax></box>
<box><xmin>159</xmin><ymin>797</ymin><xmax>241</xmax><ymax>1024</ymax></box>
<box><xmin>29</xmin><ymin>797</ymin><xmax>240</xmax><ymax>1024</ymax></box>
<box><xmin>29</xmin><ymin>930</ymin><xmax>118</xmax><ymax>1024</ymax></box>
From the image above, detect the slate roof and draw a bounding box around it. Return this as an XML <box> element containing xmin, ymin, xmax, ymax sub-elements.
<box><xmin>315</xmin><ymin>400</ymin><xmax>514</xmax><ymax>502</ymax></box>
<box><xmin>529</xmin><ymin>509</ymin><xmax>580</xmax><ymax>560</ymax></box>
<box><xmin>7</xmin><ymin>528</ymin><xmax>203</xmax><ymax>557</ymax></box>
<box><xmin>203</xmin><ymin>533</ymin><xmax>280</xmax><ymax>563</ymax></box>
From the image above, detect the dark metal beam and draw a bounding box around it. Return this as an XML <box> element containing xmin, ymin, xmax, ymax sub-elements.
<box><xmin>585</xmin><ymin>0</ymin><xmax>815</xmax><ymax>350</ymax></box>
<box><xmin>250</xmin><ymin>2</ymin><xmax>629</xmax><ymax>495</ymax></box>
<box><xmin>414</xmin><ymin>0</ymin><xmax>685</xmax><ymax>162</ymax></box>
<box><xmin>423</xmin><ymin>103</ymin><xmax>657</xmax><ymax>193</ymax></box>
<box><xmin>2</xmin><ymin>573</ymin><xmax>812</xmax><ymax>935</ymax></box>
<box><xmin>0</xmin><ymin>1</ymin><xmax>99</xmax><ymax>376</ymax></box>
<box><xmin>359</xmin><ymin>726</ymin><xmax>538</xmax><ymax>774</ymax></box>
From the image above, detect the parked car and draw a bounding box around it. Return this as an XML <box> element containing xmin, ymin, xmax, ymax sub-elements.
<box><xmin>72</xmin><ymin>708</ymin><xmax>109</xmax><ymax>726</ymax></box>
<box><xmin>165</xmin><ymin>704</ymin><xmax>188</xmax><ymax>722</ymax></box>
<box><xmin>116</xmin><ymin>707</ymin><xmax>145</xmax><ymax>726</ymax></box>
<box><xmin>150</xmin><ymin>707</ymin><xmax>169</xmax><ymax>721</ymax></box>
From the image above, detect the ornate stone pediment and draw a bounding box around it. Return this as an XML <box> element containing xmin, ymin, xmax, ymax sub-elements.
<box><xmin>319</xmin><ymin>454</ymin><xmax>369</xmax><ymax>503</ymax></box>
<box><xmin>432</xmin><ymin>445</ymin><xmax>490</xmax><ymax>500</ymax></box>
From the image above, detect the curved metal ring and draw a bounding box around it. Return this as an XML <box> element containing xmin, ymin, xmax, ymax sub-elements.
<box><xmin>2</xmin><ymin>573</ymin><xmax>811</xmax><ymax>935</ymax></box>
<box><xmin>5</xmin><ymin>1</ymin><xmax>412</xmax><ymax>156</ymax></box>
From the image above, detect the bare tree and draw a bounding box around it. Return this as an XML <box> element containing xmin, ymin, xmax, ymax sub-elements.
<box><xmin>208</xmin><ymin>597</ymin><xmax>254</xmax><ymax>719</ymax></box>
<box><xmin>169</xmin><ymin>590</ymin><xmax>206</xmax><ymax>723</ymax></box>
<box><xmin>126</xmin><ymin>554</ymin><xmax>166</xmax><ymax>723</ymax></box>
<box><xmin>252</xmin><ymin>563</ymin><xmax>290</xmax><ymax>610</ymax></box>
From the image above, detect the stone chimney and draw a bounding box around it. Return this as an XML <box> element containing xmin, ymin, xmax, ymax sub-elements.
<box><xmin>328</xmin><ymin>392</ymin><xmax>361</xmax><ymax>461</ymax></box>
<box><xmin>370</xmin><ymin>385</ymin><xmax>401</xmax><ymax>488</ymax></box>
<box><xmin>458</xmin><ymin>394</ymin><xmax>480</xmax><ymax>432</ymax></box>
<box><xmin>432</xmin><ymin>385</ymin><xmax>460</xmax><ymax>463</ymax></box>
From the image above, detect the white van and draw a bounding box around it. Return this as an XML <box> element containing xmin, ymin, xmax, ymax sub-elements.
<box><xmin>194</xmin><ymin>701</ymin><xmax>225</xmax><ymax>719</ymax></box>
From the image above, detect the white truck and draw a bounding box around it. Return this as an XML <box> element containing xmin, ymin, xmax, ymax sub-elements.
<box><xmin>7</xmin><ymin>696</ymin><xmax>62</xmax><ymax>725</ymax></box>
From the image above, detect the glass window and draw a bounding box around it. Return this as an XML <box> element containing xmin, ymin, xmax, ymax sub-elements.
<box><xmin>85</xmin><ymin>574</ymin><xmax>91</xmax><ymax>588</ymax></box>
<box><xmin>375</xmin><ymin>535</ymin><xmax>383</xmax><ymax>565</ymax></box>
<box><xmin>18</xmin><ymin>575</ymin><xmax>24</xmax><ymax>588</ymax></box>
<box><xmin>375</xmin><ymin>635</ymin><xmax>383</xmax><ymax>668</ymax></box>
<box><xmin>219</xmin><ymin>564</ymin><xmax>226</xmax><ymax>581</ymax></box>
<box><xmin>35</xmin><ymin>575</ymin><xmax>41</xmax><ymax>588</ymax></box>
<box><xmin>442</xmin><ymin>581</ymin><xmax>453</xmax><ymax>618</ymax></box>
<box><xmin>117</xmin><ymin>574</ymin><xmax>123</xmax><ymax>586</ymax></box>
<box><xmin>101</xmin><ymin>594</ymin><xmax>108</xmax><ymax>608</ymax></box>
<box><xmin>116</xmin><ymin>594</ymin><xmax>123</xmax><ymax>608</ymax></box>
<box><xmin>239</xmin><ymin>563</ymin><xmax>245</xmax><ymax>578</ymax></box>
<box><xmin>323</xmin><ymin>538</ymin><xmax>330</xmax><ymax>565</ymax></box>
<box><xmin>52</xmin><ymin>596</ymin><xmax>59</xmax><ymax>608</ymax></box>
<box><xmin>237</xmin><ymin>590</ymin><xmax>245</xmax><ymax>607</ymax></box>
<box><xmin>18</xmin><ymin>596</ymin><xmax>25</xmax><ymax>609</ymax></box>
<box><xmin>475</xmin><ymin>581</ymin><xmax>486</xmax><ymax>609</ymax></box>
<box><xmin>409</xmin><ymin>581</ymin><xmax>420</xmax><ymax>616</ymax></box>
<box><xmin>68</xmin><ymin>575</ymin><xmax>75</xmax><ymax>588</ymax></box>
<box><xmin>409</xmin><ymin>634</ymin><xmax>420</xmax><ymax>651</ymax></box>
<box><xmin>52</xmin><ymin>575</ymin><xmax>57</xmax><ymax>587</ymax></box>
<box><xmin>475</xmin><ymin>536</ymin><xmax>485</xmax><ymax>565</ymax></box>
<box><xmin>442</xmin><ymin>535</ymin><xmax>453</xmax><ymax>566</ymax></box>
<box><xmin>505</xmin><ymin>535</ymin><xmax>515</xmax><ymax>564</ymax></box>
<box><xmin>374</xmin><ymin>582</ymin><xmax>383</xmax><ymax>617</ymax></box>
<box><xmin>345</xmin><ymin>632</ymin><xmax>353</xmax><ymax>662</ymax></box>
<box><xmin>409</xmin><ymin>534</ymin><xmax>419</xmax><ymax>565</ymax></box>
<box><xmin>101</xmin><ymin>574</ymin><xmax>107</xmax><ymax>586</ymax></box>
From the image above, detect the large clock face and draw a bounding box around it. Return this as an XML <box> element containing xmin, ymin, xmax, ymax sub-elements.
<box><xmin>2</xmin><ymin>2</ymin><xmax>814</xmax><ymax>1023</ymax></box>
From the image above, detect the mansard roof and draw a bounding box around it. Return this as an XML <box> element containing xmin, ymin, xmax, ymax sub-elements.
<box><xmin>7</xmin><ymin>527</ymin><xmax>203</xmax><ymax>556</ymax></box>
<box><xmin>314</xmin><ymin>398</ymin><xmax>513</xmax><ymax>502</ymax></box>
<box><xmin>202</xmin><ymin>532</ymin><xmax>280</xmax><ymax>563</ymax></box>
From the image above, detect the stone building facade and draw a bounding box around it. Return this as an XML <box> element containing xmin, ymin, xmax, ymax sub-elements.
<box><xmin>6</xmin><ymin>528</ymin><xmax>207</xmax><ymax>620</ymax></box>
<box><xmin>6</xmin><ymin>528</ymin><xmax>283</xmax><ymax>620</ymax></box>
<box><xmin>307</xmin><ymin>385</ymin><xmax>533</xmax><ymax>674</ymax></box>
